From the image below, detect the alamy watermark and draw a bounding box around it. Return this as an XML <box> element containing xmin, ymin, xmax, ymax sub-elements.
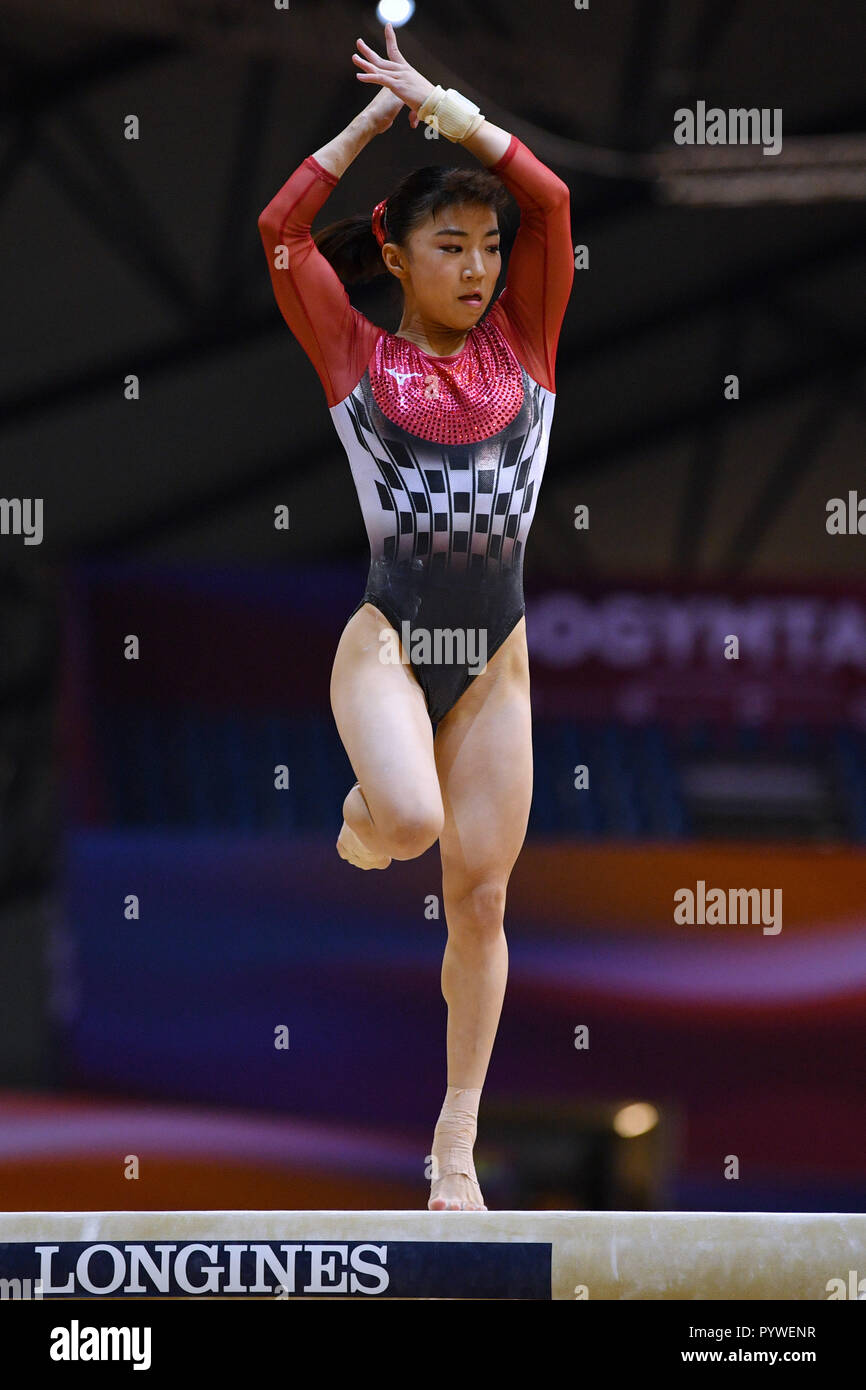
<box><xmin>378</xmin><ymin>623</ymin><xmax>488</xmax><ymax>676</ymax></box>
<box><xmin>0</xmin><ymin>497</ymin><xmax>43</xmax><ymax>544</ymax></box>
<box><xmin>674</xmin><ymin>880</ymin><xmax>782</xmax><ymax>934</ymax></box>
<box><xmin>674</xmin><ymin>101</ymin><xmax>782</xmax><ymax>157</ymax></box>
<box><xmin>1</xmin><ymin>1276</ymin><xmax>43</xmax><ymax>1299</ymax></box>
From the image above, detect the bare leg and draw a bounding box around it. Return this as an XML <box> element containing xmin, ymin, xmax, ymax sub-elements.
<box><xmin>330</xmin><ymin>602</ymin><xmax>444</xmax><ymax>867</ymax></box>
<box><xmin>428</xmin><ymin>618</ymin><xmax>533</xmax><ymax>1211</ymax></box>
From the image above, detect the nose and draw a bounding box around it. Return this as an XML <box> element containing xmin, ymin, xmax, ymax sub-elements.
<box><xmin>463</xmin><ymin>252</ymin><xmax>485</xmax><ymax>278</ymax></box>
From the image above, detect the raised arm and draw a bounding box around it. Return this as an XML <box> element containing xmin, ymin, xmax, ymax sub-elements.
<box><xmin>434</xmin><ymin>114</ymin><xmax>573</xmax><ymax>390</ymax></box>
<box><xmin>257</xmin><ymin>95</ymin><xmax>401</xmax><ymax>407</ymax></box>
<box><xmin>352</xmin><ymin>25</ymin><xmax>573</xmax><ymax>392</ymax></box>
<box><xmin>471</xmin><ymin>127</ymin><xmax>574</xmax><ymax>393</ymax></box>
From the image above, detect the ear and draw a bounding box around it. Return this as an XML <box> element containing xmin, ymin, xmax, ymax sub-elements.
<box><xmin>381</xmin><ymin>243</ymin><xmax>408</xmax><ymax>280</ymax></box>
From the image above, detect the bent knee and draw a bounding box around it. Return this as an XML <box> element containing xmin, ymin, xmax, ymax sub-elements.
<box><xmin>379</xmin><ymin>803</ymin><xmax>444</xmax><ymax>859</ymax></box>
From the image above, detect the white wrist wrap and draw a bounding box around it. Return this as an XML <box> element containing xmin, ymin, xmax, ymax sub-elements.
<box><xmin>417</xmin><ymin>85</ymin><xmax>484</xmax><ymax>142</ymax></box>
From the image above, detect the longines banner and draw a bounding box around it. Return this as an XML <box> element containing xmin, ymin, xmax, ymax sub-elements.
<box><xmin>0</xmin><ymin>1237</ymin><xmax>551</xmax><ymax>1300</ymax></box>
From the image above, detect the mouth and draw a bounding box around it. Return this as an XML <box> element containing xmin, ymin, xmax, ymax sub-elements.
<box><xmin>458</xmin><ymin>293</ymin><xmax>484</xmax><ymax>306</ymax></box>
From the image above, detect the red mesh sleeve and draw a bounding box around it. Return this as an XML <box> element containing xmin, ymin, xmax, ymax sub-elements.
<box><xmin>257</xmin><ymin>155</ymin><xmax>382</xmax><ymax>407</ymax></box>
<box><xmin>486</xmin><ymin>135</ymin><xmax>574</xmax><ymax>392</ymax></box>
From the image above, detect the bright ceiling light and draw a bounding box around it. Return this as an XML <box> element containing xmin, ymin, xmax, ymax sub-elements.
<box><xmin>376</xmin><ymin>0</ymin><xmax>415</xmax><ymax>27</ymax></box>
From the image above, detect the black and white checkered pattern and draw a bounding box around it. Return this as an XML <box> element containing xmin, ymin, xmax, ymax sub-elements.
<box><xmin>330</xmin><ymin>365</ymin><xmax>555</xmax><ymax>579</ymax></box>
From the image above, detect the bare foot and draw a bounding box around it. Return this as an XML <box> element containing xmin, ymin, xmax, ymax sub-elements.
<box><xmin>428</xmin><ymin>1168</ymin><xmax>487</xmax><ymax>1212</ymax></box>
<box><xmin>428</xmin><ymin>1087</ymin><xmax>486</xmax><ymax>1210</ymax></box>
<box><xmin>336</xmin><ymin>819</ymin><xmax>391</xmax><ymax>870</ymax></box>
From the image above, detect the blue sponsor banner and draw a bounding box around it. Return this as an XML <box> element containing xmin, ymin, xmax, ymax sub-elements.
<box><xmin>0</xmin><ymin>1238</ymin><xmax>551</xmax><ymax>1300</ymax></box>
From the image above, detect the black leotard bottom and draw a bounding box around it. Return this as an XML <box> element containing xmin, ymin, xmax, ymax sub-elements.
<box><xmin>349</xmin><ymin>557</ymin><xmax>525</xmax><ymax>725</ymax></box>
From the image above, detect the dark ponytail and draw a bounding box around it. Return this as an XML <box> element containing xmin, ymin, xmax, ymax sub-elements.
<box><xmin>312</xmin><ymin>213</ymin><xmax>385</xmax><ymax>286</ymax></box>
<box><xmin>313</xmin><ymin>164</ymin><xmax>510</xmax><ymax>286</ymax></box>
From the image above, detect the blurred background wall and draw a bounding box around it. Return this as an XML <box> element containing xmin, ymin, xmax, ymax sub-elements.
<box><xmin>1</xmin><ymin>0</ymin><xmax>866</xmax><ymax>1213</ymax></box>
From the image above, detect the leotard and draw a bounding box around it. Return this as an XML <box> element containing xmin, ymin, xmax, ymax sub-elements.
<box><xmin>258</xmin><ymin>133</ymin><xmax>573</xmax><ymax>723</ymax></box>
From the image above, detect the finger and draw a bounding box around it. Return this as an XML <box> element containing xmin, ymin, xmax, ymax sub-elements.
<box><xmin>352</xmin><ymin>54</ymin><xmax>377</xmax><ymax>70</ymax></box>
<box><xmin>384</xmin><ymin>22</ymin><xmax>401</xmax><ymax>59</ymax></box>
<box><xmin>356</xmin><ymin>36</ymin><xmax>397</xmax><ymax>67</ymax></box>
<box><xmin>355</xmin><ymin>37</ymin><xmax>386</xmax><ymax>62</ymax></box>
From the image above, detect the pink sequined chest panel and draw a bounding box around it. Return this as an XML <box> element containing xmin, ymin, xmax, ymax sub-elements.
<box><xmin>329</xmin><ymin>313</ymin><xmax>555</xmax><ymax>583</ymax></box>
<box><xmin>369</xmin><ymin>317</ymin><xmax>524</xmax><ymax>444</ymax></box>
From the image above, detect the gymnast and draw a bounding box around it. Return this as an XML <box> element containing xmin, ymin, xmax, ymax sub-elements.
<box><xmin>258</xmin><ymin>22</ymin><xmax>573</xmax><ymax>1211</ymax></box>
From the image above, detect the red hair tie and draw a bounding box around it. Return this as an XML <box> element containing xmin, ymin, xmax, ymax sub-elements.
<box><xmin>371</xmin><ymin>198</ymin><xmax>388</xmax><ymax>247</ymax></box>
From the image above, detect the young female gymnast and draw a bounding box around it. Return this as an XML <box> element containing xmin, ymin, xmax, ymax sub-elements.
<box><xmin>258</xmin><ymin>23</ymin><xmax>573</xmax><ymax>1211</ymax></box>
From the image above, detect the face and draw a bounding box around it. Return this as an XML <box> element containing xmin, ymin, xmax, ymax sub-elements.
<box><xmin>385</xmin><ymin>202</ymin><xmax>501</xmax><ymax>329</ymax></box>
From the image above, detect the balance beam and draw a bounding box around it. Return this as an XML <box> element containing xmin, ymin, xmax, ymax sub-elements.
<box><xmin>1</xmin><ymin>1210</ymin><xmax>864</xmax><ymax>1300</ymax></box>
